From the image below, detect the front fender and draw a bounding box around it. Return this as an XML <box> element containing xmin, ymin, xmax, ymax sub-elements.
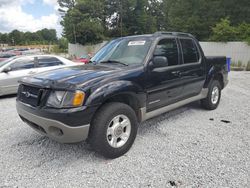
<box><xmin>85</xmin><ymin>80</ymin><xmax>146</xmax><ymax>107</ymax></box>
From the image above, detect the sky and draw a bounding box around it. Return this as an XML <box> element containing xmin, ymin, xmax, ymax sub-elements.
<box><xmin>0</xmin><ymin>0</ymin><xmax>62</xmax><ymax>36</ymax></box>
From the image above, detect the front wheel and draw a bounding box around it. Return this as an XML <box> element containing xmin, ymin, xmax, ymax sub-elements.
<box><xmin>88</xmin><ymin>102</ymin><xmax>138</xmax><ymax>159</ymax></box>
<box><xmin>201</xmin><ymin>80</ymin><xmax>221</xmax><ymax>110</ymax></box>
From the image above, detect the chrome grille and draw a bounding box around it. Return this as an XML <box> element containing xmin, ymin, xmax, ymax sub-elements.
<box><xmin>18</xmin><ymin>85</ymin><xmax>44</xmax><ymax>107</ymax></box>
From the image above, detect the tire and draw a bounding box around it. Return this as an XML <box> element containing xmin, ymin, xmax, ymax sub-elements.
<box><xmin>201</xmin><ymin>80</ymin><xmax>221</xmax><ymax>110</ymax></box>
<box><xmin>88</xmin><ymin>102</ymin><xmax>138</xmax><ymax>159</ymax></box>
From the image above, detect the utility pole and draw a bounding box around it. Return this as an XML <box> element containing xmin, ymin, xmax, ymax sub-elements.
<box><xmin>73</xmin><ymin>24</ymin><xmax>77</xmax><ymax>44</ymax></box>
<box><xmin>120</xmin><ymin>2</ymin><xmax>123</xmax><ymax>37</ymax></box>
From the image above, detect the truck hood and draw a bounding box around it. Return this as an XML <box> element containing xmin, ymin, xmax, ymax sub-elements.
<box><xmin>20</xmin><ymin>65</ymin><xmax>122</xmax><ymax>90</ymax></box>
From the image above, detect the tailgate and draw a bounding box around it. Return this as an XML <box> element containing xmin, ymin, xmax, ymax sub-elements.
<box><xmin>206</xmin><ymin>56</ymin><xmax>229</xmax><ymax>72</ymax></box>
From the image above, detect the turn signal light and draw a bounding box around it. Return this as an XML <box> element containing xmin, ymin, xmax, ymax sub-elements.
<box><xmin>73</xmin><ymin>91</ymin><xmax>85</xmax><ymax>107</ymax></box>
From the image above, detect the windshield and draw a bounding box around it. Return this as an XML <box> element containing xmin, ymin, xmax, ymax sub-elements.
<box><xmin>91</xmin><ymin>37</ymin><xmax>152</xmax><ymax>66</ymax></box>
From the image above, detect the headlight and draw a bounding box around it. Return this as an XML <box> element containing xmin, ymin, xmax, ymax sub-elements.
<box><xmin>47</xmin><ymin>90</ymin><xmax>85</xmax><ymax>108</ymax></box>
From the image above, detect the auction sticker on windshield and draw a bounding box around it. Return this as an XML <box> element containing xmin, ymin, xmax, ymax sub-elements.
<box><xmin>128</xmin><ymin>41</ymin><xmax>146</xmax><ymax>46</ymax></box>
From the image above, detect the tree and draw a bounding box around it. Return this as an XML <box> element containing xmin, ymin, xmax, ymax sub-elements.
<box><xmin>131</xmin><ymin>0</ymin><xmax>157</xmax><ymax>34</ymax></box>
<box><xmin>58</xmin><ymin>37</ymin><xmax>68</xmax><ymax>50</ymax></box>
<box><xmin>8</xmin><ymin>30</ymin><xmax>24</xmax><ymax>45</ymax></box>
<box><xmin>59</xmin><ymin>0</ymin><xmax>250</xmax><ymax>43</ymax></box>
<box><xmin>52</xmin><ymin>37</ymin><xmax>69</xmax><ymax>53</ymax></box>
<box><xmin>237</xmin><ymin>22</ymin><xmax>250</xmax><ymax>42</ymax></box>
<box><xmin>165</xmin><ymin>0</ymin><xmax>222</xmax><ymax>40</ymax></box>
<box><xmin>220</xmin><ymin>0</ymin><xmax>250</xmax><ymax>25</ymax></box>
<box><xmin>0</xmin><ymin>33</ymin><xmax>9</xmax><ymax>44</ymax></box>
<box><xmin>60</xmin><ymin>0</ymin><xmax>105</xmax><ymax>45</ymax></box>
<box><xmin>0</xmin><ymin>29</ymin><xmax>58</xmax><ymax>45</ymax></box>
<box><xmin>58</xmin><ymin>0</ymin><xmax>76</xmax><ymax>11</ymax></box>
<box><xmin>210</xmin><ymin>18</ymin><xmax>250</xmax><ymax>42</ymax></box>
<box><xmin>149</xmin><ymin>0</ymin><xmax>167</xmax><ymax>31</ymax></box>
<box><xmin>23</xmin><ymin>32</ymin><xmax>42</xmax><ymax>44</ymax></box>
<box><xmin>37</xmin><ymin>29</ymin><xmax>57</xmax><ymax>43</ymax></box>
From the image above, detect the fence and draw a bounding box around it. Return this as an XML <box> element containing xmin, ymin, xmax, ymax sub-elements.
<box><xmin>69</xmin><ymin>41</ymin><xmax>250</xmax><ymax>65</ymax></box>
<box><xmin>199</xmin><ymin>42</ymin><xmax>250</xmax><ymax>65</ymax></box>
<box><xmin>68</xmin><ymin>42</ymin><xmax>107</xmax><ymax>58</ymax></box>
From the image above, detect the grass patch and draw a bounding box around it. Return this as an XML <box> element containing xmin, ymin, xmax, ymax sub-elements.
<box><xmin>230</xmin><ymin>60</ymin><xmax>245</xmax><ymax>71</ymax></box>
<box><xmin>246</xmin><ymin>61</ymin><xmax>250</xmax><ymax>71</ymax></box>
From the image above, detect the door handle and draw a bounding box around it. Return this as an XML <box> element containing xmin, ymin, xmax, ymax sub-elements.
<box><xmin>28</xmin><ymin>71</ymin><xmax>37</xmax><ymax>74</ymax></box>
<box><xmin>171</xmin><ymin>71</ymin><xmax>182</xmax><ymax>77</ymax></box>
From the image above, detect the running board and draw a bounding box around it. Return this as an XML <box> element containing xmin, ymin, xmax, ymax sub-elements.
<box><xmin>140</xmin><ymin>88</ymin><xmax>208</xmax><ymax>122</ymax></box>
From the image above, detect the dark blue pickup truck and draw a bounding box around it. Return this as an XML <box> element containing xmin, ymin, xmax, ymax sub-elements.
<box><xmin>16</xmin><ymin>32</ymin><xmax>229</xmax><ymax>158</ymax></box>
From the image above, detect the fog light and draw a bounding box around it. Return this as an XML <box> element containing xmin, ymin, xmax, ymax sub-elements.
<box><xmin>48</xmin><ymin>127</ymin><xmax>63</xmax><ymax>137</ymax></box>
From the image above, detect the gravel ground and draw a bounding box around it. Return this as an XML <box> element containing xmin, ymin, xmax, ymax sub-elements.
<box><xmin>0</xmin><ymin>71</ymin><xmax>249</xmax><ymax>188</ymax></box>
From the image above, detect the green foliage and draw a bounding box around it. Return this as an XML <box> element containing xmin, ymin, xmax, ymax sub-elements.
<box><xmin>210</xmin><ymin>18</ymin><xmax>250</xmax><ymax>42</ymax></box>
<box><xmin>58</xmin><ymin>0</ymin><xmax>76</xmax><ymax>10</ymax></box>
<box><xmin>231</xmin><ymin>61</ymin><xmax>243</xmax><ymax>68</ymax></box>
<box><xmin>58</xmin><ymin>0</ymin><xmax>250</xmax><ymax>44</ymax></box>
<box><xmin>51</xmin><ymin>38</ymin><xmax>69</xmax><ymax>54</ymax></box>
<box><xmin>51</xmin><ymin>45</ymin><xmax>64</xmax><ymax>54</ymax></box>
<box><xmin>59</xmin><ymin>0</ymin><xmax>162</xmax><ymax>44</ymax></box>
<box><xmin>230</xmin><ymin>61</ymin><xmax>236</xmax><ymax>67</ymax></box>
<box><xmin>0</xmin><ymin>29</ymin><xmax>58</xmax><ymax>45</ymax></box>
<box><xmin>0</xmin><ymin>33</ymin><xmax>9</xmax><ymax>43</ymax></box>
<box><xmin>2</xmin><ymin>0</ymin><xmax>250</xmax><ymax>46</ymax></box>
<box><xmin>37</xmin><ymin>29</ymin><xmax>57</xmax><ymax>43</ymax></box>
<box><xmin>230</xmin><ymin>61</ymin><xmax>245</xmax><ymax>71</ymax></box>
<box><xmin>58</xmin><ymin>37</ymin><xmax>68</xmax><ymax>51</ymax></box>
<box><xmin>210</xmin><ymin>18</ymin><xmax>238</xmax><ymax>41</ymax></box>
<box><xmin>237</xmin><ymin>61</ymin><xmax>243</xmax><ymax>68</ymax></box>
<box><xmin>60</xmin><ymin>0</ymin><xmax>105</xmax><ymax>44</ymax></box>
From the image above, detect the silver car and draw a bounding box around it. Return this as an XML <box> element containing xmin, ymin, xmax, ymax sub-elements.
<box><xmin>0</xmin><ymin>55</ymin><xmax>77</xmax><ymax>96</ymax></box>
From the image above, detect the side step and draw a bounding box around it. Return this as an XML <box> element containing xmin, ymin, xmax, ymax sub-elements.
<box><xmin>140</xmin><ymin>89</ymin><xmax>208</xmax><ymax>122</ymax></box>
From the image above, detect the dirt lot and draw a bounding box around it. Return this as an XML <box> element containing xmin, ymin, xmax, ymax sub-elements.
<box><xmin>0</xmin><ymin>71</ymin><xmax>249</xmax><ymax>188</ymax></box>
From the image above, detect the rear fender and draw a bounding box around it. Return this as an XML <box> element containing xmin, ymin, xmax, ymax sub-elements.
<box><xmin>204</xmin><ymin>66</ymin><xmax>224</xmax><ymax>88</ymax></box>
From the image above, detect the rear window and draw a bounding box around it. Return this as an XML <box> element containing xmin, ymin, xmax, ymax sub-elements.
<box><xmin>38</xmin><ymin>57</ymin><xmax>63</xmax><ymax>67</ymax></box>
<box><xmin>180</xmin><ymin>39</ymin><xmax>200</xmax><ymax>64</ymax></box>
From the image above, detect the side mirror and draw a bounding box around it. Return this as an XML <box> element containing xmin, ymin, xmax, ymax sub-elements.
<box><xmin>152</xmin><ymin>56</ymin><xmax>168</xmax><ymax>68</ymax></box>
<box><xmin>2</xmin><ymin>67</ymin><xmax>12</xmax><ymax>73</ymax></box>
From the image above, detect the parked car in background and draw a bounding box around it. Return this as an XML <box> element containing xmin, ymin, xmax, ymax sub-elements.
<box><xmin>0</xmin><ymin>55</ymin><xmax>77</xmax><ymax>96</ymax></box>
<box><xmin>0</xmin><ymin>53</ymin><xmax>16</xmax><ymax>62</ymax></box>
<box><xmin>74</xmin><ymin>54</ymin><xmax>91</xmax><ymax>64</ymax></box>
<box><xmin>21</xmin><ymin>48</ymin><xmax>42</xmax><ymax>55</ymax></box>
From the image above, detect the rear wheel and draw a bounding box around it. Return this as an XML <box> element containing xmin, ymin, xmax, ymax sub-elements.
<box><xmin>88</xmin><ymin>102</ymin><xmax>138</xmax><ymax>159</ymax></box>
<box><xmin>201</xmin><ymin>80</ymin><xmax>221</xmax><ymax>110</ymax></box>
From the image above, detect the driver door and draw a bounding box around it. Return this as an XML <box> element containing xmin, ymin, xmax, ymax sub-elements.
<box><xmin>0</xmin><ymin>57</ymin><xmax>36</xmax><ymax>95</ymax></box>
<box><xmin>145</xmin><ymin>38</ymin><xmax>183</xmax><ymax>112</ymax></box>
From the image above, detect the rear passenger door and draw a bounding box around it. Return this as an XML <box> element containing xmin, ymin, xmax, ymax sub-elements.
<box><xmin>178</xmin><ymin>38</ymin><xmax>206</xmax><ymax>99</ymax></box>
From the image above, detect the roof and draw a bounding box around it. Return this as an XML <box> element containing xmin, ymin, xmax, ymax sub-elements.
<box><xmin>119</xmin><ymin>31</ymin><xmax>195</xmax><ymax>40</ymax></box>
<box><xmin>153</xmin><ymin>31</ymin><xmax>195</xmax><ymax>38</ymax></box>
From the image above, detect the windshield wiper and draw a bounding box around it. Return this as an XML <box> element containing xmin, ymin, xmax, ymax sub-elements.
<box><xmin>100</xmin><ymin>60</ymin><xmax>128</xmax><ymax>66</ymax></box>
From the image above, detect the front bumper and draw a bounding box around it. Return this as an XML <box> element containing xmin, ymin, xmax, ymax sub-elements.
<box><xmin>16</xmin><ymin>102</ymin><xmax>91</xmax><ymax>143</ymax></box>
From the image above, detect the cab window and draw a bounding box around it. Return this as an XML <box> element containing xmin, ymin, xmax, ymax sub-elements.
<box><xmin>153</xmin><ymin>38</ymin><xmax>179</xmax><ymax>67</ymax></box>
<box><xmin>38</xmin><ymin>57</ymin><xmax>63</xmax><ymax>67</ymax></box>
<box><xmin>180</xmin><ymin>39</ymin><xmax>200</xmax><ymax>64</ymax></box>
